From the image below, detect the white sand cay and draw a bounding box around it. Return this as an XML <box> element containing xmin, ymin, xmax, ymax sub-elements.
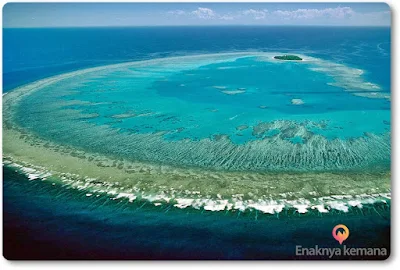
<box><xmin>221</xmin><ymin>90</ymin><xmax>246</xmax><ymax>95</ymax></box>
<box><xmin>291</xmin><ymin>98</ymin><xmax>304</xmax><ymax>105</ymax></box>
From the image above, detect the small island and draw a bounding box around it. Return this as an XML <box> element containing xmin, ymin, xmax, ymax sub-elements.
<box><xmin>274</xmin><ymin>55</ymin><xmax>303</xmax><ymax>61</ymax></box>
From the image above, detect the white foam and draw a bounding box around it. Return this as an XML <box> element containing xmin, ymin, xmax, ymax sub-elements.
<box><xmin>28</xmin><ymin>173</ymin><xmax>40</xmax><ymax>180</ymax></box>
<box><xmin>311</xmin><ymin>204</ymin><xmax>329</xmax><ymax>213</ymax></box>
<box><xmin>174</xmin><ymin>198</ymin><xmax>195</xmax><ymax>209</ymax></box>
<box><xmin>203</xmin><ymin>200</ymin><xmax>229</xmax><ymax>211</ymax></box>
<box><xmin>248</xmin><ymin>202</ymin><xmax>284</xmax><ymax>214</ymax></box>
<box><xmin>115</xmin><ymin>192</ymin><xmax>137</xmax><ymax>202</ymax></box>
<box><xmin>294</xmin><ymin>204</ymin><xmax>309</xmax><ymax>214</ymax></box>
<box><xmin>327</xmin><ymin>201</ymin><xmax>349</xmax><ymax>212</ymax></box>
<box><xmin>348</xmin><ymin>200</ymin><xmax>363</xmax><ymax>208</ymax></box>
<box><xmin>3</xmin><ymin>158</ymin><xmax>391</xmax><ymax>216</ymax></box>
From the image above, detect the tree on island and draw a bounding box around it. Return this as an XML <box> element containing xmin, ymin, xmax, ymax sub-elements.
<box><xmin>274</xmin><ymin>55</ymin><xmax>303</xmax><ymax>61</ymax></box>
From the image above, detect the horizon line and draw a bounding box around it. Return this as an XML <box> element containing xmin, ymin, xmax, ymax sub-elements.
<box><xmin>3</xmin><ymin>25</ymin><xmax>391</xmax><ymax>29</ymax></box>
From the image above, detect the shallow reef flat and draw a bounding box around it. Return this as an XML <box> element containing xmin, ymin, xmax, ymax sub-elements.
<box><xmin>3</xmin><ymin>125</ymin><xmax>390</xmax><ymax>215</ymax></box>
<box><xmin>3</xmin><ymin>52</ymin><xmax>391</xmax><ymax>215</ymax></box>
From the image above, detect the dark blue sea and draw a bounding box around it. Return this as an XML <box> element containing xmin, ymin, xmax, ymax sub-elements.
<box><xmin>2</xmin><ymin>27</ymin><xmax>390</xmax><ymax>260</ymax></box>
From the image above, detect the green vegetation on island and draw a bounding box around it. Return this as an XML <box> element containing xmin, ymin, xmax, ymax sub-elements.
<box><xmin>274</xmin><ymin>55</ymin><xmax>303</xmax><ymax>61</ymax></box>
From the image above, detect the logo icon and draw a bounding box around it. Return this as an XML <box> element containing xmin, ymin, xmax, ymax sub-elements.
<box><xmin>332</xmin><ymin>224</ymin><xmax>349</xmax><ymax>244</ymax></box>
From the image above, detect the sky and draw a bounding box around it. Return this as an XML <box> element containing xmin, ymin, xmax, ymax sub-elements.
<box><xmin>3</xmin><ymin>2</ymin><xmax>391</xmax><ymax>28</ymax></box>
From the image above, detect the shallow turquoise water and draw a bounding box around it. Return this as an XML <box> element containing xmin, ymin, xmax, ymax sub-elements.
<box><xmin>11</xmin><ymin>52</ymin><xmax>390</xmax><ymax>171</ymax></box>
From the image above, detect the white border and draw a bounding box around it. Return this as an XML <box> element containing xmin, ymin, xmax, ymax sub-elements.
<box><xmin>0</xmin><ymin>0</ymin><xmax>397</xmax><ymax>268</ymax></box>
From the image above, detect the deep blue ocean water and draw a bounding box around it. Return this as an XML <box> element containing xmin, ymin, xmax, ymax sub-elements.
<box><xmin>2</xmin><ymin>166</ymin><xmax>390</xmax><ymax>260</ymax></box>
<box><xmin>2</xmin><ymin>27</ymin><xmax>391</xmax><ymax>259</ymax></box>
<box><xmin>3</xmin><ymin>26</ymin><xmax>390</xmax><ymax>92</ymax></box>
